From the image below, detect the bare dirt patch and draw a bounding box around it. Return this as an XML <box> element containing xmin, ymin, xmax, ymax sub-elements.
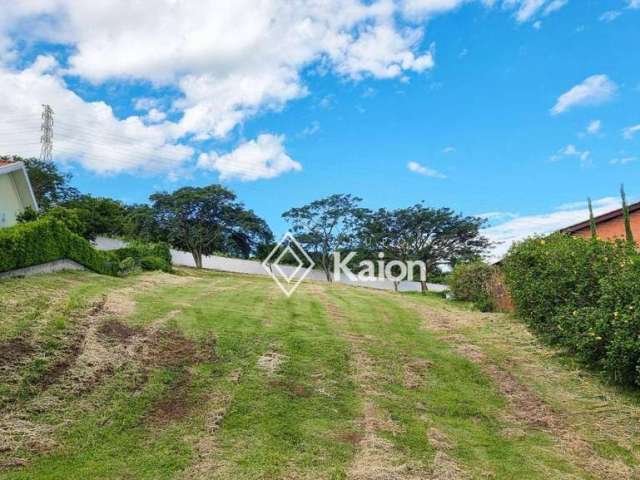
<box><xmin>403</xmin><ymin>358</ymin><xmax>432</xmax><ymax>389</ymax></box>
<box><xmin>139</xmin><ymin>329</ymin><xmax>217</xmax><ymax>369</ymax></box>
<box><xmin>147</xmin><ymin>373</ymin><xmax>193</xmax><ymax>426</ymax></box>
<box><xmin>97</xmin><ymin>319</ymin><xmax>140</xmax><ymax>343</ymax></box>
<box><xmin>0</xmin><ymin>337</ymin><xmax>34</xmax><ymax>369</ymax></box>
<box><xmin>257</xmin><ymin>351</ymin><xmax>287</xmax><ymax>376</ymax></box>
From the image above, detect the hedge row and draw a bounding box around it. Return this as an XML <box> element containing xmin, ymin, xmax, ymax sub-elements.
<box><xmin>503</xmin><ymin>233</ymin><xmax>640</xmax><ymax>386</ymax></box>
<box><xmin>449</xmin><ymin>261</ymin><xmax>497</xmax><ymax>312</ymax></box>
<box><xmin>0</xmin><ymin>218</ymin><xmax>171</xmax><ymax>276</ymax></box>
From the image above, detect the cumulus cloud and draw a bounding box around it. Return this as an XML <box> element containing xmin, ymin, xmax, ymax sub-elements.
<box><xmin>0</xmin><ymin>57</ymin><xmax>192</xmax><ymax>175</ymax></box>
<box><xmin>197</xmin><ymin>134</ymin><xmax>301</xmax><ymax>181</ymax></box>
<box><xmin>482</xmin><ymin>196</ymin><xmax>622</xmax><ymax>261</ymax></box>
<box><xmin>551</xmin><ymin>75</ymin><xmax>617</xmax><ymax>115</ymax></box>
<box><xmin>407</xmin><ymin>161</ymin><xmax>446</xmax><ymax>178</ymax></box>
<box><xmin>0</xmin><ymin>0</ymin><xmax>574</xmax><ymax>177</ymax></box>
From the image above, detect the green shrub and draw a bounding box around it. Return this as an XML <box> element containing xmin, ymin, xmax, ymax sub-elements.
<box><xmin>0</xmin><ymin>218</ymin><xmax>118</xmax><ymax>275</ymax></box>
<box><xmin>504</xmin><ymin>233</ymin><xmax>640</xmax><ymax>386</ymax></box>
<box><xmin>112</xmin><ymin>241</ymin><xmax>172</xmax><ymax>272</ymax></box>
<box><xmin>140</xmin><ymin>255</ymin><xmax>171</xmax><ymax>272</ymax></box>
<box><xmin>449</xmin><ymin>261</ymin><xmax>496</xmax><ymax>312</ymax></box>
<box><xmin>118</xmin><ymin>257</ymin><xmax>137</xmax><ymax>276</ymax></box>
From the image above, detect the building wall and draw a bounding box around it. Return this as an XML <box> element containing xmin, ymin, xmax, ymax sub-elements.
<box><xmin>0</xmin><ymin>174</ymin><xmax>23</xmax><ymax>228</ymax></box>
<box><xmin>571</xmin><ymin>209</ymin><xmax>640</xmax><ymax>243</ymax></box>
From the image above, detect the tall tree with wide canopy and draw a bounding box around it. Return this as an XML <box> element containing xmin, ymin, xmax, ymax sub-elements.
<box><xmin>282</xmin><ymin>194</ymin><xmax>366</xmax><ymax>281</ymax></box>
<box><xmin>360</xmin><ymin>204</ymin><xmax>490</xmax><ymax>292</ymax></box>
<box><xmin>150</xmin><ymin>185</ymin><xmax>272</xmax><ymax>268</ymax></box>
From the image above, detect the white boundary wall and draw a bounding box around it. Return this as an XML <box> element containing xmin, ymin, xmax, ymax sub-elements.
<box><xmin>94</xmin><ymin>237</ymin><xmax>448</xmax><ymax>293</ymax></box>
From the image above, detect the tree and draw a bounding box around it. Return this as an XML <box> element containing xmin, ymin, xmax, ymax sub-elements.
<box><xmin>620</xmin><ymin>184</ymin><xmax>635</xmax><ymax>245</ymax></box>
<box><xmin>1</xmin><ymin>156</ymin><xmax>79</xmax><ymax>209</ymax></box>
<box><xmin>588</xmin><ymin>197</ymin><xmax>597</xmax><ymax>240</ymax></box>
<box><xmin>150</xmin><ymin>185</ymin><xmax>273</xmax><ymax>268</ymax></box>
<box><xmin>62</xmin><ymin>195</ymin><xmax>128</xmax><ymax>240</ymax></box>
<box><xmin>282</xmin><ymin>194</ymin><xmax>365</xmax><ymax>281</ymax></box>
<box><xmin>360</xmin><ymin>204</ymin><xmax>490</xmax><ymax>293</ymax></box>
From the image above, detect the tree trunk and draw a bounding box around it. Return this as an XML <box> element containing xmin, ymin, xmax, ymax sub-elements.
<box><xmin>420</xmin><ymin>281</ymin><xmax>428</xmax><ymax>294</ymax></box>
<box><xmin>393</xmin><ymin>281</ymin><xmax>399</xmax><ymax>293</ymax></box>
<box><xmin>192</xmin><ymin>251</ymin><xmax>203</xmax><ymax>269</ymax></box>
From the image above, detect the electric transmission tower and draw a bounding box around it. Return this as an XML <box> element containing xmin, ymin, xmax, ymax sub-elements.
<box><xmin>40</xmin><ymin>104</ymin><xmax>54</xmax><ymax>162</ymax></box>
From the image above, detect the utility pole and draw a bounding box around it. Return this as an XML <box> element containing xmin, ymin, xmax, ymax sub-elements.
<box><xmin>40</xmin><ymin>104</ymin><xmax>54</xmax><ymax>162</ymax></box>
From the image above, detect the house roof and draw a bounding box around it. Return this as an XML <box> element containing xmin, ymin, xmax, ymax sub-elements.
<box><xmin>0</xmin><ymin>159</ymin><xmax>14</xmax><ymax>167</ymax></box>
<box><xmin>561</xmin><ymin>201</ymin><xmax>640</xmax><ymax>234</ymax></box>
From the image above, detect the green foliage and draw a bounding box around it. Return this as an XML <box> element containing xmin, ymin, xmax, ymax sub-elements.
<box><xmin>449</xmin><ymin>261</ymin><xmax>496</xmax><ymax>312</ymax></box>
<box><xmin>0</xmin><ymin>218</ymin><xmax>118</xmax><ymax>275</ymax></box>
<box><xmin>139</xmin><ymin>256</ymin><xmax>170</xmax><ymax>272</ymax></box>
<box><xmin>149</xmin><ymin>185</ymin><xmax>273</xmax><ymax>268</ymax></box>
<box><xmin>504</xmin><ymin>233</ymin><xmax>640</xmax><ymax>386</ymax></box>
<box><xmin>112</xmin><ymin>241</ymin><xmax>172</xmax><ymax>272</ymax></box>
<box><xmin>117</xmin><ymin>257</ymin><xmax>137</xmax><ymax>276</ymax></box>
<box><xmin>283</xmin><ymin>193</ymin><xmax>366</xmax><ymax>280</ymax></box>
<box><xmin>62</xmin><ymin>194</ymin><xmax>128</xmax><ymax>240</ymax></box>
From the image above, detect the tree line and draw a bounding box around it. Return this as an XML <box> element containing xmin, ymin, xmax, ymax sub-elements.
<box><xmin>5</xmin><ymin>156</ymin><xmax>489</xmax><ymax>285</ymax></box>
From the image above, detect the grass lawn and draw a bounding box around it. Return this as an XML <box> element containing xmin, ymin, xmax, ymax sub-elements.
<box><xmin>1</xmin><ymin>268</ymin><xmax>639</xmax><ymax>479</ymax></box>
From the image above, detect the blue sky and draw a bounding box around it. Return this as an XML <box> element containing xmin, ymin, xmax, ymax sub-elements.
<box><xmin>0</xmin><ymin>0</ymin><xmax>639</xmax><ymax>257</ymax></box>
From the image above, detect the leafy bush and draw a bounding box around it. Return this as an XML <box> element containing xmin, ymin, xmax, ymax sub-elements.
<box><xmin>0</xmin><ymin>218</ymin><xmax>118</xmax><ymax>275</ymax></box>
<box><xmin>118</xmin><ymin>257</ymin><xmax>137</xmax><ymax>276</ymax></box>
<box><xmin>503</xmin><ymin>233</ymin><xmax>640</xmax><ymax>386</ymax></box>
<box><xmin>112</xmin><ymin>241</ymin><xmax>172</xmax><ymax>272</ymax></box>
<box><xmin>140</xmin><ymin>255</ymin><xmax>171</xmax><ymax>272</ymax></box>
<box><xmin>449</xmin><ymin>261</ymin><xmax>496</xmax><ymax>312</ymax></box>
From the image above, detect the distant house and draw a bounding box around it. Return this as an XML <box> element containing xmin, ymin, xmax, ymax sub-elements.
<box><xmin>561</xmin><ymin>201</ymin><xmax>640</xmax><ymax>244</ymax></box>
<box><xmin>0</xmin><ymin>160</ymin><xmax>38</xmax><ymax>228</ymax></box>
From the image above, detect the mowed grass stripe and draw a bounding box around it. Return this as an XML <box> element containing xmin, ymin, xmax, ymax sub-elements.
<box><xmin>320</xmin><ymin>285</ymin><xmax>590</xmax><ymax>479</ymax></box>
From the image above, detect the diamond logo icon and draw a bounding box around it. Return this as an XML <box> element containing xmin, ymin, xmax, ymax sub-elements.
<box><xmin>262</xmin><ymin>232</ymin><xmax>315</xmax><ymax>297</ymax></box>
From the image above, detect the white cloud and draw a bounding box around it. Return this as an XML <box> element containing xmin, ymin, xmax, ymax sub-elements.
<box><xmin>1</xmin><ymin>0</ymin><xmax>437</xmax><ymax>144</ymax></box>
<box><xmin>610</xmin><ymin>156</ymin><xmax>637</xmax><ymax>165</ymax></box>
<box><xmin>599</xmin><ymin>10</ymin><xmax>622</xmax><ymax>22</ymax></box>
<box><xmin>332</xmin><ymin>25</ymin><xmax>435</xmax><ymax>80</ymax></box>
<box><xmin>549</xmin><ymin>144</ymin><xmax>591</xmax><ymax>165</ymax></box>
<box><xmin>551</xmin><ymin>75</ymin><xmax>617</xmax><ymax>115</ymax></box>
<box><xmin>442</xmin><ymin>146</ymin><xmax>456</xmax><ymax>154</ymax></box>
<box><xmin>299</xmin><ymin>121</ymin><xmax>321</xmax><ymax>138</ymax></box>
<box><xmin>623</xmin><ymin>124</ymin><xmax>640</xmax><ymax>139</ymax></box>
<box><xmin>407</xmin><ymin>161</ymin><xmax>446</xmax><ymax>178</ymax></box>
<box><xmin>543</xmin><ymin>0</ymin><xmax>568</xmax><ymax>15</ymax></box>
<box><xmin>629</xmin><ymin>0</ymin><xmax>640</xmax><ymax>8</ymax></box>
<box><xmin>0</xmin><ymin>57</ymin><xmax>192</xmax><ymax>175</ymax></box>
<box><xmin>483</xmin><ymin>196</ymin><xmax>622</xmax><ymax>261</ymax></box>
<box><xmin>401</xmin><ymin>0</ymin><xmax>568</xmax><ymax>22</ymax></box>
<box><xmin>586</xmin><ymin>119</ymin><xmax>601</xmax><ymax>135</ymax></box>
<box><xmin>533</xmin><ymin>20</ymin><xmax>542</xmax><ymax>29</ymax></box>
<box><xmin>197</xmin><ymin>134</ymin><xmax>301</xmax><ymax>181</ymax></box>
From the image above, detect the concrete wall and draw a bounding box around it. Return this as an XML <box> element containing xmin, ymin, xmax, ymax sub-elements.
<box><xmin>94</xmin><ymin>236</ymin><xmax>449</xmax><ymax>293</ymax></box>
<box><xmin>0</xmin><ymin>259</ymin><xmax>85</xmax><ymax>279</ymax></box>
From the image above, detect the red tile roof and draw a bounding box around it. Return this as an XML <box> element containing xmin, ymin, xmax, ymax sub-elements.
<box><xmin>0</xmin><ymin>159</ymin><xmax>14</xmax><ymax>166</ymax></box>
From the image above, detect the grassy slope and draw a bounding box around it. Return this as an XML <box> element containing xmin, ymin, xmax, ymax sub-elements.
<box><xmin>0</xmin><ymin>269</ymin><xmax>639</xmax><ymax>479</ymax></box>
